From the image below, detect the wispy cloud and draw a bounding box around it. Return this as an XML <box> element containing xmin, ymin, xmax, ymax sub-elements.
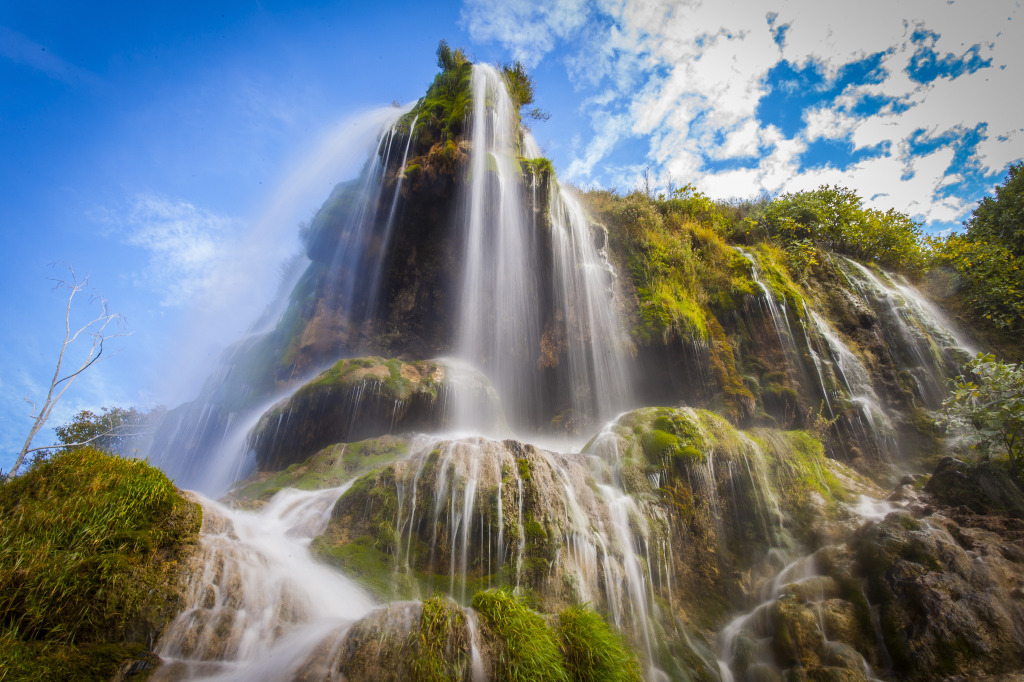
<box><xmin>0</xmin><ymin>25</ymin><xmax>99</xmax><ymax>86</ymax></box>
<box><xmin>97</xmin><ymin>194</ymin><xmax>237</xmax><ymax>308</ymax></box>
<box><xmin>464</xmin><ymin>0</ymin><xmax>1024</xmax><ymax>225</ymax></box>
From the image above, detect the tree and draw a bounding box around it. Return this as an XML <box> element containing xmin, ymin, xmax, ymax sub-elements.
<box><xmin>7</xmin><ymin>266</ymin><xmax>127</xmax><ymax>478</ymax></box>
<box><xmin>53</xmin><ymin>406</ymin><xmax>157</xmax><ymax>456</ymax></box>
<box><xmin>964</xmin><ymin>162</ymin><xmax>1024</xmax><ymax>257</ymax></box>
<box><xmin>939</xmin><ymin>353</ymin><xmax>1024</xmax><ymax>487</ymax></box>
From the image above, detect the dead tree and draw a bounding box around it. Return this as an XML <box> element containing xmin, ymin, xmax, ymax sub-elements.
<box><xmin>8</xmin><ymin>266</ymin><xmax>127</xmax><ymax>477</ymax></box>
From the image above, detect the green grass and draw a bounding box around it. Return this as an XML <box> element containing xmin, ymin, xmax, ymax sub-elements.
<box><xmin>556</xmin><ymin>605</ymin><xmax>643</xmax><ymax>682</ymax></box>
<box><xmin>471</xmin><ymin>590</ymin><xmax>645</xmax><ymax>682</ymax></box>
<box><xmin>472</xmin><ymin>589</ymin><xmax>570</xmax><ymax>682</ymax></box>
<box><xmin>409</xmin><ymin>596</ymin><xmax>471</xmax><ymax>681</ymax></box>
<box><xmin>0</xmin><ymin>447</ymin><xmax>201</xmax><ymax>680</ymax></box>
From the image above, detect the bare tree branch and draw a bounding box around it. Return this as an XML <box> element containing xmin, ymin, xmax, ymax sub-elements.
<box><xmin>8</xmin><ymin>265</ymin><xmax>129</xmax><ymax>478</ymax></box>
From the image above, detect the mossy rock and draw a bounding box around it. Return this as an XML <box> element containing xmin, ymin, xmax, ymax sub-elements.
<box><xmin>226</xmin><ymin>435</ymin><xmax>411</xmax><ymax>507</ymax></box>
<box><xmin>924</xmin><ymin>457</ymin><xmax>1024</xmax><ymax>519</ymax></box>
<box><xmin>250</xmin><ymin>356</ymin><xmax>505</xmax><ymax>471</ymax></box>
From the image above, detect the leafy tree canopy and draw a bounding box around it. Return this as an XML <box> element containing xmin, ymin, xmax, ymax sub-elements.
<box><xmin>964</xmin><ymin>162</ymin><xmax>1024</xmax><ymax>257</ymax></box>
<box><xmin>751</xmin><ymin>185</ymin><xmax>925</xmax><ymax>272</ymax></box>
<box><xmin>53</xmin><ymin>406</ymin><xmax>158</xmax><ymax>456</ymax></box>
<box><xmin>939</xmin><ymin>353</ymin><xmax>1024</xmax><ymax>487</ymax></box>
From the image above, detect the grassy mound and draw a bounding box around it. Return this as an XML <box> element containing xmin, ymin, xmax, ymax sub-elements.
<box><xmin>472</xmin><ymin>589</ymin><xmax>643</xmax><ymax>682</ymax></box>
<box><xmin>0</xmin><ymin>447</ymin><xmax>201</xmax><ymax>680</ymax></box>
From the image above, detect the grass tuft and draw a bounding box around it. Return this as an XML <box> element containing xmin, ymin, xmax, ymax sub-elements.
<box><xmin>556</xmin><ymin>604</ymin><xmax>643</xmax><ymax>682</ymax></box>
<box><xmin>472</xmin><ymin>589</ymin><xmax>569</xmax><ymax>682</ymax></box>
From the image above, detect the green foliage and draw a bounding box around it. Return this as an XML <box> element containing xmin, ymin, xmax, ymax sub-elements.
<box><xmin>0</xmin><ymin>448</ymin><xmax>201</xmax><ymax>678</ymax></box>
<box><xmin>586</xmin><ymin>188</ymin><xmax>748</xmax><ymax>345</ymax></box>
<box><xmin>53</xmin><ymin>405</ymin><xmax>157</xmax><ymax>455</ymax></box>
<box><xmin>409</xmin><ymin>596</ymin><xmax>471</xmax><ymax>681</ymax></box>
<box><xmin>928</xmin><ymin>234</ymin><xmax>1024</xmax><ymax>332</ymax></box>
<box><xmin>556</xmin><ymin>605</ymin><xmax>643</xmax><ymax>682</ymax></box>
<box><xmin>502</xmin><ymin>60</ymin><xmax>535</xmax><ymax>110</ymax></box>
<box><xmin>436</xmin><ymin>39</ymin><xmax>469</xmax><ymax>71</ymax></box>
<box><xmin>472</xmin><ymin>589</ymin><xmax>569</xmax><ymax>682</ymax></box>
<box><xmin>964</xmin><ymin>162</ymin><xmax>1024</xmax><ymax>257</ymax></box>
<box><xmin>403</xmin><ymin>43</ymin><xmax>474</xmax><ymax>148</ymax></box>
<box><xmin>752</xmin><ymin>185</ymin><xmax>926</xmax><ymax>273</ymax></box>
<box><xmin>520</xmin><ymin>156</ymin><xmax>554</xmax><ymax>180</ymax></box>
<box><xmin>939</xmin><ymin>353</ymin><xmax>1024</xmax><ymax>486</ymax></box>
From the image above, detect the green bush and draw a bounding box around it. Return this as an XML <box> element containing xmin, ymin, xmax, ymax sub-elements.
<box><xmin>751</xmin><ymin>185</ymin><xmax>926</xmax><ymax>273</ymax></box>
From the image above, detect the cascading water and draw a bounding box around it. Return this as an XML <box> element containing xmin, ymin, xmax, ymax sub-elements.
<box><xmin>547</xmin><ymin>185</ymin><xmax>634</xmax><ymax>425</ymax></box>
<box><xmin>454</xmin><ymin>64</ymin><xmax>633</xmax><ymax>432</ymax></box>
<box><xmin>129</xmin><ymin>51</ymin><xmax>1017</xmax><ymax>682</ymax></box>
<box><xmin>840</xmin><ymin>258</ymin><xmax>973</xmax><ymax>407</ymax></box>
<box><xmin>455</xmin><ymin>64</ymin><xmax>543</xmax><ymax>429</ymax></box>
<box><xmin>154</xmin><ymin>486</ymin><xmax>377</xmax><ymax>680</ymax></box>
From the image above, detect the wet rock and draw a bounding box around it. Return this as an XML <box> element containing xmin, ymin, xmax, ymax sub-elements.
<box><xmin>924</xmin><ymin>457</ymin><xmax>1024</xmax><ymax>519</ymax></box>
<box><xmin>250</xmin><ymin>357</ymin><xmax>504</xmax><ymax>470</ymax></box>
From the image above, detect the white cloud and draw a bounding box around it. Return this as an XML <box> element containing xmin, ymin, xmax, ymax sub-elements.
<box><xmin>460</xmin><ymin>0</ymin><xmax>591</xmax><ymax>67</ymax></box>
<box><xmin>119</xmin><ymin>195</ymin><xmax>236</xmax><ymax>307</ymax></box>
<box><xmin>464</xmin><ymin>0</ymin><xmax>1024</xmax><ymax>226</ymax></box>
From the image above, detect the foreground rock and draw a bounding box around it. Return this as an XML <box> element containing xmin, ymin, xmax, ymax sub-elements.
<box><xmin>722</xmin><ymin>458</ymin><xmax>1024</xmax><ymax>681</ymax></box>
<box><xmin>0</xmin><ymin>448</ymin><xmax>202</xmax><ymax>681</ymax></box>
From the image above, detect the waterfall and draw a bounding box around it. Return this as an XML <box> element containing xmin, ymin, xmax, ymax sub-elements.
<box><xmin>453</xmin><ymin>64</ymin><xmax>633</xmax><ymax>433</ymax></box>
<box><xmin>548</xmin><ymin>185</ymin><xmax>634</xmax><ymax>424</ymax></box>
<box><xmin>455</xmin><ymin>64</ymin><xmax>542</xmax><ymax>430</ymax></box>
<box><xmin>840</xmin><ymin>258</ymin><xmax>973</xmax><ymax>407</ymax></box>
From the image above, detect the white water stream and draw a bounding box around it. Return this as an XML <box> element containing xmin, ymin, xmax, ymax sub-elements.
<box><xmin>154</xmin><ymin>485</ymin><xmax>376</xmax><ymax>680</ymax></box>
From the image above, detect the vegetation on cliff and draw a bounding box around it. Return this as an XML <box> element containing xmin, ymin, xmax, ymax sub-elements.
<box><xmin>0</xmin><ymin>448</ymin><xmax>201</xmax><ymax>680</ymax></box>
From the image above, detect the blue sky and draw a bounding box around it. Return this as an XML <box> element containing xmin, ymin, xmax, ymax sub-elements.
<box><xmin>2</xmin><ymin>0</ymin><xmax>1021</xmax><ymax>473</ymax></box>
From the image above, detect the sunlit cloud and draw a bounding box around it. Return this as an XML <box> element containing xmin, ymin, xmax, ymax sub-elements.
<box><xmin>464</xmin><ymin>0</ymin><xmax>1024</xmax><ymax>226</ymax></box>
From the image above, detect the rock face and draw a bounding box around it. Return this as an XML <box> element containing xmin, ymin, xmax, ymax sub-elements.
<box><xmin>307</xmin><ymin>407</ymin><xmax>858</xmax><ymax>678</ymax></box>
<box><xmin>248</xmin><ymin>357</ymin><xmax>504</xmax><ymax>471</ymax></box>
<box><xmin>720</xmin><ymin>459</ymin><xmax>1024</xmax><ymax>682</ymax></box>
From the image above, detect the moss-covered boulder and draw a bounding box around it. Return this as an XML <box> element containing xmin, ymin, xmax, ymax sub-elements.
<box><xmin>250</xmin><ymin>356</ymin><xmax>504</xmax><ymax>470</ymax></box>
<box><xmin>0</xmin><ymin>448</ymin><xmax>202</xmax><ymax>680</ymax></box>
<box><xmin>311</xmin><ymin>437</ymin><xmax>595</xmax><ymax>608</ymax></box>
<box><xmin>226</xmin><ymin>435</ymin><xmax>411</xmax><ymax>508</ymax></box>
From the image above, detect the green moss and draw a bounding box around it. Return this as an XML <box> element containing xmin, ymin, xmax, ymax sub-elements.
<box><xmin>229</xmin><ymin>437</ymin><xmax>409</xmax><ymax>506</ymax></box>
<box><xmin>472</xmin><ymin>589</ymin><xmax>569</xmax><ymax>682</ymax></box>
<box><xmin>517</xmin><ymin>457</ymin><xmax>531</xmax><ymax>481</ymax></box>
<box><xmin>556</xmin><ymin>605</ymin><xmax>643</xmax><ymax>682</ymax></box>
<box><xmin>0</xmin><ymin>448</ymin><xmax>201</xmax><ymax>679</ymax></box>
<box><xmin>520</xmin><ymin>156</ymin><xmax>554</xmax><ymax>181</ymax></box>
<box><xmin>313</xmin><ymin>535</ymin><xmax>402</xmax><ymax>600</ymax></box>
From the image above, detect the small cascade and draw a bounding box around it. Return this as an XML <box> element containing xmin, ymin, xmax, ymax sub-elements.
<box><xmin>154</xmin><ymin>486</ymin><xmax>377</xmax><ymax>680</ymax></box>
<box><xmin>737</xmin><ymin>249</ymin><xmax>799</xmax><ymax>353</ymax></box>
<box><xmin>548</xmin><ymin>185</ymin><xmax>635</xmax><ymax>425</ymax></box>
<box><xmin>841</xmin><ymin>258</ymin><xmax>973</xmax><ymax>407</ymax></box>
<box><xmin>804</xmin><ymin>309</ymin><xmax>899</xmax><ymax>460</ymax></box>
<box><xmin>321</xmin><ymin>112</ymin><xmax>413</xmax><ymax>324</ymax></box>
<box><xmin>715</xmin><ymin>490</ymin><xmax>898</xmax><ymax>682</ymax></box>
